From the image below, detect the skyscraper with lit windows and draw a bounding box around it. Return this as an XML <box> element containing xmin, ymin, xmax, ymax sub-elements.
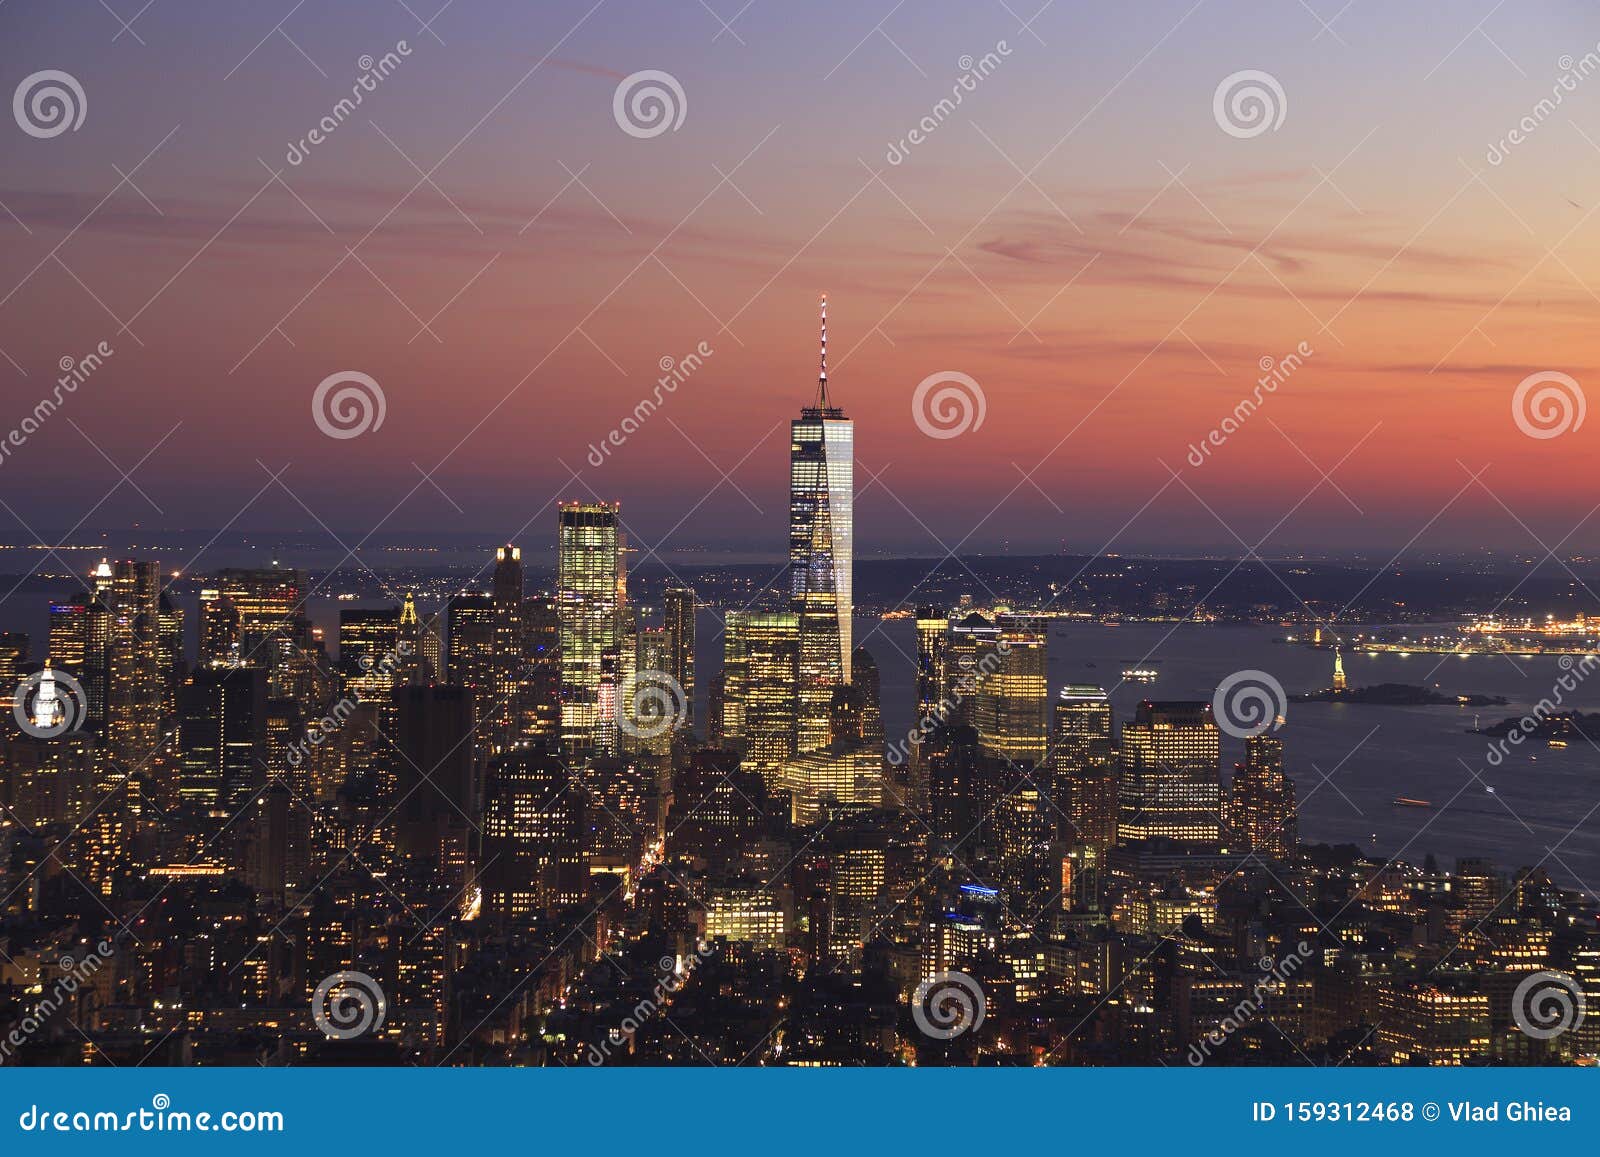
<box><xmin>1228</xmin><ymin>732</ymin><xmax>1297</xmax><ymax>858</ymax></box>
<box><xmin>722</xmin><ymin>609</ymin><xmax>799</xmax><ymax>783</ymax></box>
<box><xmin>973</xmin><ymin>615</ymin><xmax>1049</xmax><ymax>766</ymax></box>
<box><xmin>558</xmin><ymin>501</ymin><xmax>624</xmax><ymax>752</ymax></box>
<box><xmin>789</xmin><ymin>296</ymin><xmax>852</xmax><ymax>754</ymax></box>
<box><xmin>1117</xmin><ymin>701</ymin><xmax>1223</xmax><ymax>844</ymax></box>
<box><xmin>1053</xmin><ymin>684</ymin><xmax>1118</xmax><ymax>849</ymax></box>
<box><xmin>663</xmin><ymin>584</ymin><xmax>696</xmax><ymax>737</ymax></box>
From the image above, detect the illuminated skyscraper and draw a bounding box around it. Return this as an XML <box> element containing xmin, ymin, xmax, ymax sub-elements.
<box><xmin>102</xmin><ymin>559</ymin><xmax>165</xmax><ymax>766</ymax></box>
<box><xmin>481</xmin><ymin>742</ymin><xmax>588</xmax><ymax>918</ymax></box>
<box><xmin>1052</xmin><ymin>685</ymin><xmax>1118</xmax><ymax>849</ymax></box>
<box><xmin>395</xmin><ymin>593</ymin><xmax>425</xmax><ymax>684</ymax></box>
<box><xmin>836</xmin><ymin>645</ymin><xmax>883</xmax><ymax>750</ymax></box>
<box><xmin>943</xmin><ymin>612</ymin><xmax>1000</xmax><ymax>725</ymax></box>
<box><xmin>48</xmin><ymin>592</ymin><xmax>106</xmax><ymax>732</ymax></box>
<box><xmin>490</xmin><ymin>544</ymin><xmax>525</xmax><ymax>748</ymax></box>
<box><xmin>519</xmin><ymin>594</ymin><xmax>561</xmax><ymax>742</ymax></box>
<box><xmin>339</xmin><ymin>605</ymin><xmax>401</xmax><ymax>702</ymax></box>
<box><xmin>197</xmin><ymin>587</ymin><xmax>240</xmax><ymax>666</ymax></box>
<box><xmin>1229</xmin><ymin>733</ymin><xmax>1297</xmax><ymax>858</ymax></box>
<box><xmin>789</xmin><ymin>296</ymin><xmax>852</xmax><ymax>753</ymax></box>
<box><xmin>722</xmin><ymin>609</ymin><xmax>799</xmax><ymax>783</ymax></box>
<box><xmin>558</xmin><ymin>502</ymin><xmax>624</xmax><ymax>752</ymax></box>
<box><xmin>914</xmin><ymin>606</ymin><xmax>948</xmax><ymax>726</ymax></box>
<box><xmin>973</xmin><ymin>616</ymin><xmax>1049</xmax><ymax>766</ymax></box>
<box><xmin>212</xmin><ymin>567</ymin><xmax>305</xmax><ymax>674</ymax></box>
<box><xmin>663</xmin><ymin>584</ymin><xmax>696</xmax><ymax>736</ymax></box>
<box><xmin>446</xmin><ymin>592</ymin><xmax>495</xmax><ymax>693</ymax></box>
<box><xmin>630</xmin><ymin>625</ymin><xmax>673</xmax><ymax>755</ymax></box>
<box><xmin>177</xmin><ymin>665</ymin><xmax>268</xmax><ymax>812</ymax></box>
<box><xmin>1117</xmin><ymin>701</ymin><xmax>1223</xmax><ymax>844</ymax></box>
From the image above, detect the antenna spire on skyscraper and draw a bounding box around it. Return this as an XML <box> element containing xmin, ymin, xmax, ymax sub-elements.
<box><xmin>817</xmin><ymin>292</ymin><xmax>829</xmax><ymax>408</ymax></box>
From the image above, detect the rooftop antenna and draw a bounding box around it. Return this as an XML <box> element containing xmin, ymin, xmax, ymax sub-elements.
<box><xmin>817</xmin><ymin>292</ymin><xmax>829</xmax><ymax>408</ymax></box>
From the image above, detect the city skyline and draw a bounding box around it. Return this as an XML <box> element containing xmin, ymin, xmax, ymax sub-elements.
<box><xmin>3</xmin><ymin>267</ymin><xmax>1598</xmax><ymax>1067</ymax></box>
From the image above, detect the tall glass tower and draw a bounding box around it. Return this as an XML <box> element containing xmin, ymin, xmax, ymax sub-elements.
<box><xmin>557</xmin><ymin>501</ymin><xmax>624</xmax><ymax>752</ymax></box>
<box><xmin>789</xmin><ymin>295</ymin><xmax>853</xmax><ymax>753</ymax></box>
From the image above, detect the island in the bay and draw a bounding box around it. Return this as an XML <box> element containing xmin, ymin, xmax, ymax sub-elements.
<box><xmin>1473</xmin><ymin>709</ymin><xmax>1600</xmax><ymax>740</ymax></box>
<box><xmin>1291</xmin><ymin>682</ymin><xmax>1508</xmax><ymax>707</ymax></box>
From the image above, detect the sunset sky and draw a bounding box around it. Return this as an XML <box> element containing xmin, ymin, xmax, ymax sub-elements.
<box><xmin>5</xmin><ymin>0</ymin><xmax>1600</xmax><ymax>556</ymax></box>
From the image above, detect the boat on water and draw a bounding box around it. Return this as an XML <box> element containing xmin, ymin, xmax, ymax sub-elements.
<box><xmin>1121</xmin><ymin>668</ymin><xmax>1158</xmax><ymax>682</ymax></box>
<box><xmin>1392</xmin><ymin>797</ymin><xmax>1432</xmax><ymax>809</ymax></box>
